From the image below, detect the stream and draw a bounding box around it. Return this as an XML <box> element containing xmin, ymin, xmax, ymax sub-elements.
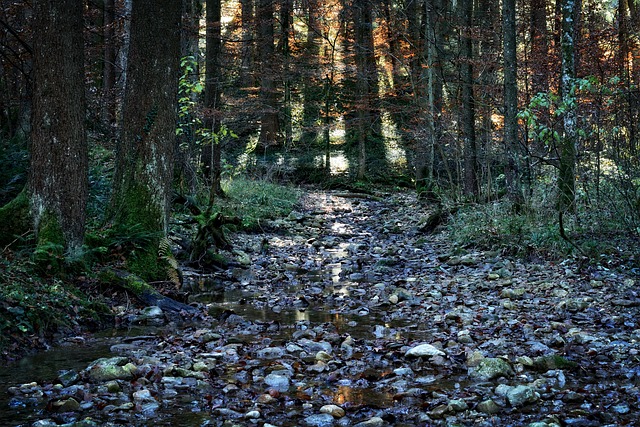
<box><xmin>2</xmin><ymin>190</ymin><xmax>640</xmax><ymax>426</ymax></box>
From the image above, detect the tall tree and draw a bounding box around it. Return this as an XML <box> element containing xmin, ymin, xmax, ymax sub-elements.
<box><xmin>28</xmin><ymin>0</ymin><xmax>87</xmax><ymax>259</ymax></box>
<box><xmin>301</xmin><ymin>0</ymin><xmax>323</xmax><ymax>146</ymax></box>
<box><xmin>353</xmin><ymin>0</ymin><xmax>379</xmax><ymax>179</ymax></box>
<box><xmin>239</xmin><ymin>0</ymin><xmax>255</xmax><ymax>87</ymax></box>
<box><xmin>280</xmin><ymin>0</ymin><xmax>293</xmax><ymax>146</ymax></box>
<box><xmin>530</xmin><ymin>0</ymin><xmax>549</xmax><ymax>97</ymax></box>
<box><xmin>459</xmin><ymin>0</ymin><xmax>478</xmax><ymax>197</ymax></box>
<box><xmin>109</xmin><ymin>0</ymin><xmax>181</xmax><ymax>278</ymax></box>
<box><xmin>558</xmin><ymin>0</ymin><xmax>577</xmax><ymax>214</ymax></box>
<box><xmin>203</xmin><ymin>0</ymin><xmax>224</xmax><ymax>195</ymax></box>
<box><xmin>257</xmin><ymin>0</ymin><xmax>279</xmax><ymax>148</ymax></box>
<box><xmin>503</xmin><ymin>0</ymin><xmax>522</xmax><ymax>206</ymax></box>
<box><xmin>103</xmin><ymin>0</ymin><xmax>116</xmax><ymax>129</ymax></box>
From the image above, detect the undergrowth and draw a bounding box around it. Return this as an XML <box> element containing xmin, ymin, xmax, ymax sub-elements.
<box><xmin>0</xmin><ymin>255</ymin><xmax>110</xmax><ymax>360</ymax></box>
<box><xmin>218</xmin><ymin>177</ymin><xmax>301</xmax><ymax>231</ymax></box>
<box><xmin>447</xmin><ymin>192</ymin><xmax>639</xmax><ymax>266</ymax></box>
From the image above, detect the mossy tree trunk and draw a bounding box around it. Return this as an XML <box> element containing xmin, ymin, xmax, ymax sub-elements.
<box><xmin>558</xmin><ymin>0</ymin><xmax>577</xmax><ymax>214</ymax></box>
<box><xmin>109</xmin><ymin>0</ymin><xmax>181</xmax><ymax>280</ymax></box>
<box><xmin>28</xmin><ymin>0</ymin><xmax>87</xmax><ymax>261</ymax></box>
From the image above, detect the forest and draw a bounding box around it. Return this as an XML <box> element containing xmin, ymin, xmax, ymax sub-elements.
<box><xmin>0</xmin><ymin>0</ymin><xmax>640</xmax><ymax>426</ymax></box>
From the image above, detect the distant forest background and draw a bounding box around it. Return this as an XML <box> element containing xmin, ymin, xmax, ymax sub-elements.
<box><xmin>1</xmin><ymin>0</ymin><xmax>640</xmax><ymax>264</ymax></box>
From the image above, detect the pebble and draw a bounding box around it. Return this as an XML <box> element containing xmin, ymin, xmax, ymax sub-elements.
<box><xmin>320</xmin><ymin>404</ymin><xmax>346</xmax><ymax>418</ymax></box>
<box><xmin>405</xmin><ymin>343</ymin><xmax>445</xmax><ymax>357</ymax></box>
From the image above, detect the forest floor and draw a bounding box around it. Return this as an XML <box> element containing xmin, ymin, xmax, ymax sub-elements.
<box><xmin>3</xmin><ymin>188</ymin><xmax>640</xmax><ymax>426</ymax></box>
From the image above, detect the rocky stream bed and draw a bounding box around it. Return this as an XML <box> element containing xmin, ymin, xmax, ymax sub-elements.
<box><xmin>2</xmin><ymin>190</ymin><xmax>640</xmax><ymax>426</ymax></box>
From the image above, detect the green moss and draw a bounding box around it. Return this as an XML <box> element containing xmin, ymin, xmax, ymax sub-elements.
<box><xmin>0</xmin><ymin>189</ymin><xmax>31</xmax><ymax>246</ymax></box>
<box><xmin>110</xmin><ymin>179</ymin><xmax>168</xmax><ymax>280</ymax></box>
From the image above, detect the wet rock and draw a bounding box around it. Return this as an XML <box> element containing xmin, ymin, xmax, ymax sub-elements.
<box><xmin>265</xmin><ymin>372</ymin><xmax>291</xmax><ymax>392</ymax></box>
<box><xmin>469</xmin><ymin>357</ymin><xmax>514</xmax><ymax>380</ymax></box>
<box><xmin>257</xmin><ymin>347</ymin><xmax>285</xmax><ymax>360</ymax></box>
<box><xmin>353</xmin><ymin>417</ymin><xmax>384</xmax><ymax>427</ymax></box>
<box><xmin>245</xmin><ymin>410</ymin><xmax>261</xmax><ymax>419</ymax></box>
<box><xmin>86</xmin><ymin>357</ymin><xmax>136</xmax><ymax>382</ymax></box>
<box><xmin>448</xmin><ymin>399</ymin><xmax>468</xmax><ymax>412</ymax></box>
<box><xmin>132</xmin><ymin>389</ymin><xmax>154</xmax><ymax>402</ymax></box>
<box><xmin>32</xmin><ymin>421</ymin><xmax>58</xmax><ymax>427</ymax></box>
<box><xmin>476</xmin><ymin>399</ymin><xmax>502</xmax><ymax>414</ymax></box>
<box><xmin>532</xmin><ymin>355</ymin><xmax>577</xmax><ymax>371</ymax></box>
<box><xmin>133</xmin><ymin>306</ymin><xmax>165</xmax><ymax>325</ymax></box>
<box><xmin>52</xmin><ymin>397</ymin><xmax>80</xmax><ymax>412</ymax></box>
<box><xmin>214</xmin><ymin>407</ymin><xmax>243</xmax><ymax>418</ymax></box>
<box><xmin>105</xmin><ymin>380</ymin><xmax>121</xmax><ymax>393</ymax></box>
<box><xmin>57</xmin><ymin>370</ymin><xmax>79</xmax><ymax>387</ymax></box>
<box><xmin>405</xmin><ymin>343</ymin><xmax>445</xmax><ymax>358</ymax></box>
<box><xmin>304</xmin><ymin>413</ymin><xmax>335</xmax><ymax>427</ymax></box>
<box><xmin>429</xmin><ymin>404</ymin><xmax>449</xmax><ymax>419</ymax></box>
<box><xmin>320</xmin><ymin>404</ymin><xmax>346</xmax><ymax>418</ymax></box>
<box><xmin>192</xmin><ymin>361</ymin><xmax>209</xmax><ymax>372</ymax></box>
<box><xmin>496</xmin><ymin>384</ymin><xmax>539</xmax><ymax>407</ymax></box>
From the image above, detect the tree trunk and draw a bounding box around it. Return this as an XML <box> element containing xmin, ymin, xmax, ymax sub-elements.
<box><xmin>103</xmin><ymin>0</ymin><xmax>116</xmax><ymax>130</ymax></box>
<box><xmin>203</xmin><ymin>0</ymin><xmax>224</xmax><ymax>196</ymax></box>
<box><xmin>240</xmin><ymin>0</ymin><xmax>255</xmax><ymax>88</ymax></box>
<box><xmin>530</xmin><ymin>0</ymin><xmax>549</xmax><ymax>97</ymax></box>
<box><xmin>280</xmin><ymin>0</ymin><xmax>293</xmax><ymax>147</ymax></box>
<box><xmin>109</xmin><ymin>0</ymin><xmax>181</xmax><ymax>280</ymax></box>
<box><xmin>503</xmin><ymin>0</ymin><xmax>522</xmax><ymax>207</ymax></box>
<box><xmin>558</xmin><ymin>0</ymin><xmax>577</xmax><ymax>214</ymax></box>
<box><xmin>459</xmin><ymin>0</ymin><xmax>478</xmax><ymax>198</ymax></box>
<box><xmin>29</xmin><ymin>0</ymin><xmax>87</xmax><ymax>259</ymax></box>
<box><xmin>301</xmin><ymin>0</ymin><xmax>322</xmax><ymax>146</ymax></box>
<box><xmin>257</xmin><ymin>0</ymin><xmax>279</xmax><ymax>148</ymax></box>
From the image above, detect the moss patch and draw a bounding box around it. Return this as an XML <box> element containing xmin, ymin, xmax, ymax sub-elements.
<box><xmin>0</xmin><ymin>189</ymin><xmax>31</xmax><ymax>247</ymax></box>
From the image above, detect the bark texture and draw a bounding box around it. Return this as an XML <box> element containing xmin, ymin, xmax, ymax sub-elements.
<box><xmin>30</xmin><ymin>0</ymin><xmax>87</xmax><ymax>255</ymax></box>
<box><xmin>110</xmin><ymin>0</ymin><xmax>181</xmax><ymax>278</ymax></box>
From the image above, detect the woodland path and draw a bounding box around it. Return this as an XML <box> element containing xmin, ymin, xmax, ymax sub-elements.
<box><xmin>3</xmin><ymin>189</ymin><xmax>640</xmax><ymax>426</ymax></box>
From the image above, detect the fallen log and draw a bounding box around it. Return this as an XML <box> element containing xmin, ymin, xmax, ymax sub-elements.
<box><xmin>102</xmin><ymin>269</ymin><xmax>197</xmax><ymax>313</ymax></box>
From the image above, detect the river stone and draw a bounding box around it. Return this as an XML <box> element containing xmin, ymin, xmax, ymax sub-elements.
<box><xmin>353</xmin><ymin>416</ymin><xmax>384</xmax><ymax>427</ymax></box>
<box><xmin>53</xmin><ymin>397</ymin><xmax>80</xmax><ymax>412</ymax></box>
<box><xmin>502</xmin><ymin>385</ymin><xmax>539</xmax><ymax>407</ymax></box>
<box><xmin>257</xmin><ymin>347</ymin><xmax>285</xmax><ymax>359</ymax></box>
<box><xmin>86</xmin><ymin>357</ymin><xmax>136</xmax><ymax>382</ymax></box>
<box><xmin>264</xmin><ymin>372</ymin><xmax>290</xmax><ymax>392</ymax></box>
<box><xmin>448</xmin><ymin>399</ymin><xmax>469</xmax><ymax>412</ymax></box>
<box><xmin>32</xmin><ymin>421</ymin><xmax>59</xmax><ymax>427</ymax></box>
<box><xmin>57</xmin><ymin>369</ymin><xmax>79</xmax><ymax>387</ymax></box>
<box><xmin>245</xmin><ymin>410</ymin><xmax>261</xmax><ymax>419</ymax></box>
<box><xmin>192</xmin><ymin>361</ymin><xmax>209</xmax><ymax>372</ymax></box>
<box><xmin>320</xmin><ymin>404</ymin><xmax>346</xmax><ymax>418</ymax></box>
<box><xmin>476</xmin><ymin>399</ymin><xmax>501</xmax><ymax>414</ymax></box>
<box><xmin>303</xmin><ymin>413</ymin><xmax>335</xmax><ymax>427</ymax></box>
<box><xmin>316</xmin><ymin>350</ymin><xmax>332</xmax><ymax>362</ymax></box>
<box><xmin>405</xmin><ymin>343</ymin><xmax>445</xmax><ymax>358</ymax></box>
<box><xmin>133</xmin><ymin>389</ymin><xmax>154</xmax><ymax>402</ymax></box>
<box><xmin>533</xmin><ymin>355</ymin><xmax>577</xmax><ymax>371</ymax></box>
<box><xmin>469</xmin><ymin>357</ymin><xmax>514</xmax><ymax>380</ymax></box>
<box><xmin>105</xmin><ymin>380</ymin><xmax>121</xmax><ymax>393</ymax></box>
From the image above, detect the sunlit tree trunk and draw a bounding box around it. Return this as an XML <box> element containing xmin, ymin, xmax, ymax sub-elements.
<box><xmin>459</xmin><ymin>0</ymin><xmax>478</xmax><ymax>198</ymax></box>
<box><xmin>558</xmin><ymin>0</ymin><xmax>577</xmax><ymax>214</ymax></box>
<box><xmin>257</xmin><ymin>0</ymin><xmax>279</xmax><ymax>148</ymax></box>
<box><xmin>110</xmin><ymin>0</ymin><xmax>181</xmax><ymax>279</ymax></box>
<box><xmin>29</xmin><ymin>0</ymin><xmax>87</xmax><ymax>257</ymax></box>
<box><xmin>354</xmin><ymin>0</ymin><xmax>371</xmax><ymax>179</ymax></box>
<box><xmin>503</xmin><ymin>0</ymin><xmax>522</xmax><ymax>207</ymax></box>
